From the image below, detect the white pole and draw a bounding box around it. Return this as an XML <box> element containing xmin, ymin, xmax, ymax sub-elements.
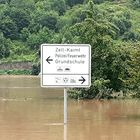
<box><xmin>64</xmin><ymin>88</ymin><xmax>67</xmax><ymax>124</ymax></box>
<box><xmin>64</xmin><ymin>124</ymin><xmax>67</xmax><ymax>140</ymax></box>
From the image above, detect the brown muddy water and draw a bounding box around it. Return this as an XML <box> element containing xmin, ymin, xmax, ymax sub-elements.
<box><xmin>0</xmin><ymin>76</ymin><xmax>140</xmax><ymax>140</ymax></box>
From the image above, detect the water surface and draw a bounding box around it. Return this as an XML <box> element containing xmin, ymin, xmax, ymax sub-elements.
<box><xmin>0</xmin><ymin>76</ymin><xmax>140</xmax><ymax>140</ymax></box>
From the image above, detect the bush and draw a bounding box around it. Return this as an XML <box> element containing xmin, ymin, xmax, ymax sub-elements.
<box><xmin>31</xmin><ymin>63</ymin><xmax>40</xmax><ymax>75</ymax></box>
<box><xmin>69</xmin><ymin>78</ymin><xmax>112</xmax><ymax>99</ymax></box>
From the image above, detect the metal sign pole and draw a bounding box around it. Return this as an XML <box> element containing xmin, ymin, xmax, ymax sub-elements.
<box><xmin>64</xmin><ymin>88</ymin><xmax>67</xmax><ymax>124</ymax></box>
<box><xmin>64</xmin><ymin>123</ymin><xmax>67</xmax><ymax>140</ymax></box>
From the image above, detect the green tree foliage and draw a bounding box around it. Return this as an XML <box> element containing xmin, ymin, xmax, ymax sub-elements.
<box><xmin>4</xmin><ymin>7</ymin><xmax>30</xmax><ymax>32</ymax></box>
<box><xmin>11</xmin><ymin>0</ymin><xmax>35</xmax><ymax>10</ymax></box>
<box><xmin>31</xmin><ymin>63</ymin><xmax>40</xmax><ymax>75</ymax></box>
<box><xmin>0</xmin><ymin>0</ymin><xmax>11</xmax><ymax>4</ymax></box>
<box><xmin>66</xmin><ymin>0</ymin><xmax>85</xmax><ymax>7</ymax></box>
<box><xmin>34</xmin><ymin>0</ymin><xmax>66</xmax><ymax>15</ymax></box>
<box><xmin>0</xmin><ymin>33</ymin><xmax>11</xmax><ymax>58</ymax></box>
<box><xmin>48</xmin><ymin>0</ymin><xmax>66</xmax><ymax>15</ymax></box>
<box><xmin>131</xmin><ymin>0</ymin><xmax>140</xmax><ymax>8</ymax></box>
<box><xmin>27</xmin><ymin>27</ymin><xmax>53</xmax><ymax>50</ymax></box>
<box><xmin>126</xmin><ymin>42</ymin><xmax>140</xmax><ymax>90</ymax></box>
<box><xmin>68</xmin><ymin>1</ymin><xmax>121</xmax><ymax>98</ymax></box>
<box><xmin>0</xmin><ymin>0</ymin><xmax>140</xmax><ymax>98</ymax></box>
<box><xmin>122</xmin><ymin>31</ymin><xmax>140</xmax><ymax>41</ymax></box>
<box><xmin>68</xmin><ymin>0</ymin><xmax>140</xmax><ymax>99</ymax></box>
<box><xmin>93</xmin><ymin>0</ymin><xmax>104</xmax><ymax>4</ymax></box>
<box><xmin>112</xmin><ymin>15</ymin><xmax>131</xmax><ymax>35</ymax></box>
<box><xmin>20</xmin><ymin>28</ymin><xmax>30</xmax><ymax>41</ymax></box>
<box><xmin>30</xmin><ymin>10</ymin><xmax>59</xmax><ymax>32</ymax></box>
<box><xmin>92</xmin><ymin>0</ymin><xmax>118</xmax><ymax>4</ymax></box>
<box><xmin>0</xmin><ymin>16</ymin><xmax>18</xmax><ymax>39</ymax></box>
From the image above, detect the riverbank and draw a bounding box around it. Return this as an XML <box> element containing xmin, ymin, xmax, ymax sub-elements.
<box><xmin>0</xmin><ymin>61</ymin><xmax>33</xmax><ymax>75</ymax></box>
<box><xmin>0</xmin><ymin>75</ymin><xmax>138</xmax><ymax>100</ymax></box>
<box><xmin>0</xmin><ymin>61</ymin><xmax>40</xmax><ymax>75</ymax></box>
<box><xmin>0</xmin><ymin>61</ymin><xmax>32</xmax><ymax>70</ymax></box>
<box><xmin>0</xmin><ymin>69</ymin><xmax>31</xmax><ymax>75</ymax></box>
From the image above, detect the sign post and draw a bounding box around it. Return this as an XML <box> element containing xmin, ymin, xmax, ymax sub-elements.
<box><xmin>64</xmin><ymin>88</ymin><xmax>67</xmax><ymax>124</ymax></box>
<box><xmin>41</xmin><ymin>44</ymin><xmax>91</xmax><ymax>124</ymax></box>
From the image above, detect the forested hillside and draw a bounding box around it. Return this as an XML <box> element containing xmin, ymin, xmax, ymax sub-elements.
<box><xmin>0</xmin><ymin>0</ymin><xmax>140</xmax><ymax>99</ymax></box>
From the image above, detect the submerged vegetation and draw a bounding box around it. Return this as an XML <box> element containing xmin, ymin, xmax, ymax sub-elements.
<box><xmin>0</xmin><ymin>0</ymin><xmax>140</xmax><ymax>99</ymax></box>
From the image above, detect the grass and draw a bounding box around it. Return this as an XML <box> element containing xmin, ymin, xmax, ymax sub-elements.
<box><xmin>0</xmin><ymin>69</ymin><xmax>31</xmax><ymax>75</ymax></box>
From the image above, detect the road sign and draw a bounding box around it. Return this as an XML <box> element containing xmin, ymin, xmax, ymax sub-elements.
<box><xmin>41</xmin><ymin>44</ymin><xmax>91</xmax><ymax>87</ymax></box>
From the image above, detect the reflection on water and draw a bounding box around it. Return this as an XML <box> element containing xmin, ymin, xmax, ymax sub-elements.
<box><xmin>0</xmin><ymin>76</ymin><xmax>140</xmax><ymax>140</ymax></box>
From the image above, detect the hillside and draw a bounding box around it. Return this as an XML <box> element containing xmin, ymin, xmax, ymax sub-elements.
<box><xmin>0</xmin><ymin>0</ymin><xmax>140</xmax><ymax>98</ymax></box>
<box><xmin>0</xmin><ymin>0</ymin><xmax>140</xmax><ymax>62</ymax></box>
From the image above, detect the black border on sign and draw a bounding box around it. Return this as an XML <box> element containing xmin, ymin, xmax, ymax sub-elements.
<box><xmin>41</xmin><ymin>44</ymin><xmax>91</xmax><ymax>88</ymax></box>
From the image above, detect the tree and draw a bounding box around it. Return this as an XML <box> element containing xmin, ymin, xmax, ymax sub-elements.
<box><xmin>0</xmin><ymin>0</ymin><xmax>11</xmax><ymax>5</ymax></box>
<box><xmin>11</xmin><ymin>0</ymin><xmax>35</xmax><ymax>10</ymax></box>
<box><xmin>126</xmin><ymin>42</ymin><xmax>140</xmax><ymax>90</ymax></box>
<box><xmin>0</xmin><ymin>16</ymin><xmax>18</xmax><ymax>39</ymax></box>
<box><xmin>66</xmin><ymin>0</ymin><xmax>84</xmax><ymax>7</ymax></box>
<box><xmin>20</xmin><ymin>28</ymin><xmax>30</xmax><ymax>41</ymax></box>
<box><xmin>93</xmin><ymin>0</ymin><xmax>104</xmax><ymax>4</ymax></box>
<box><xmin>27</xmin><ymin>27</ymin><xmax>53</xmax><ymax>50</ymax></box>
<box><xmin>30</xmin><ymin>10</ymin><xmax>59</xmax><ymax>31</ymax></box>
<box><xmin>0</xmin><ymin>33</ymin><xmax>11</xmax><ymax>59</ymax></box>
<box><xmin>112</xmin><ymin>16</ymin><xmax>131</xmax><ymax>35</ymax></box>
<box><xmin>131</xmin><ymin>0</ymin><xmax>140</xmax><ymax>8</ymax></box>
<box><xmin>49</xmin><ymin>0</ymin><xmax>66</xmax><ymax>15</ymax></box>
<box><xmin>4</xmin><ymin>7</ymin><xmax>30</xmax><ymax>32</ymax></box>
<box><xmin>68</xmin><ymin>1</ymin><xmax>123</xmax><ymax>98</ymax></box>
<box><xmin>106</xmin><ymin>8</ymin><xmax>132</xmax><ymax>38</ymax></box>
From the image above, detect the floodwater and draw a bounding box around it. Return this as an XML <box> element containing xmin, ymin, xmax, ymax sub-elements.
<box><xmin>0</xmin><ymin>76</ymin><xmax>140</xmax><ymax>140</ymax></box>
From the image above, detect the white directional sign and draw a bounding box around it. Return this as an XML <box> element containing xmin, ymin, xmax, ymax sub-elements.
<box><xmin>41</xmin><ymin>44</ymin><xmax>91</xmax><ymax>87</ymax></box>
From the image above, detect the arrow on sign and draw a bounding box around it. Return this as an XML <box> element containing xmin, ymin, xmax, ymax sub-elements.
<box><xmin>79</xmin><ymin>76</ymin><xmax>86</xmax><ymax>84</ymax></box>
<box><xmin>46</xmin><ymin>56</ymin><xmax>53</xmax><ymax>64</ymax></box>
